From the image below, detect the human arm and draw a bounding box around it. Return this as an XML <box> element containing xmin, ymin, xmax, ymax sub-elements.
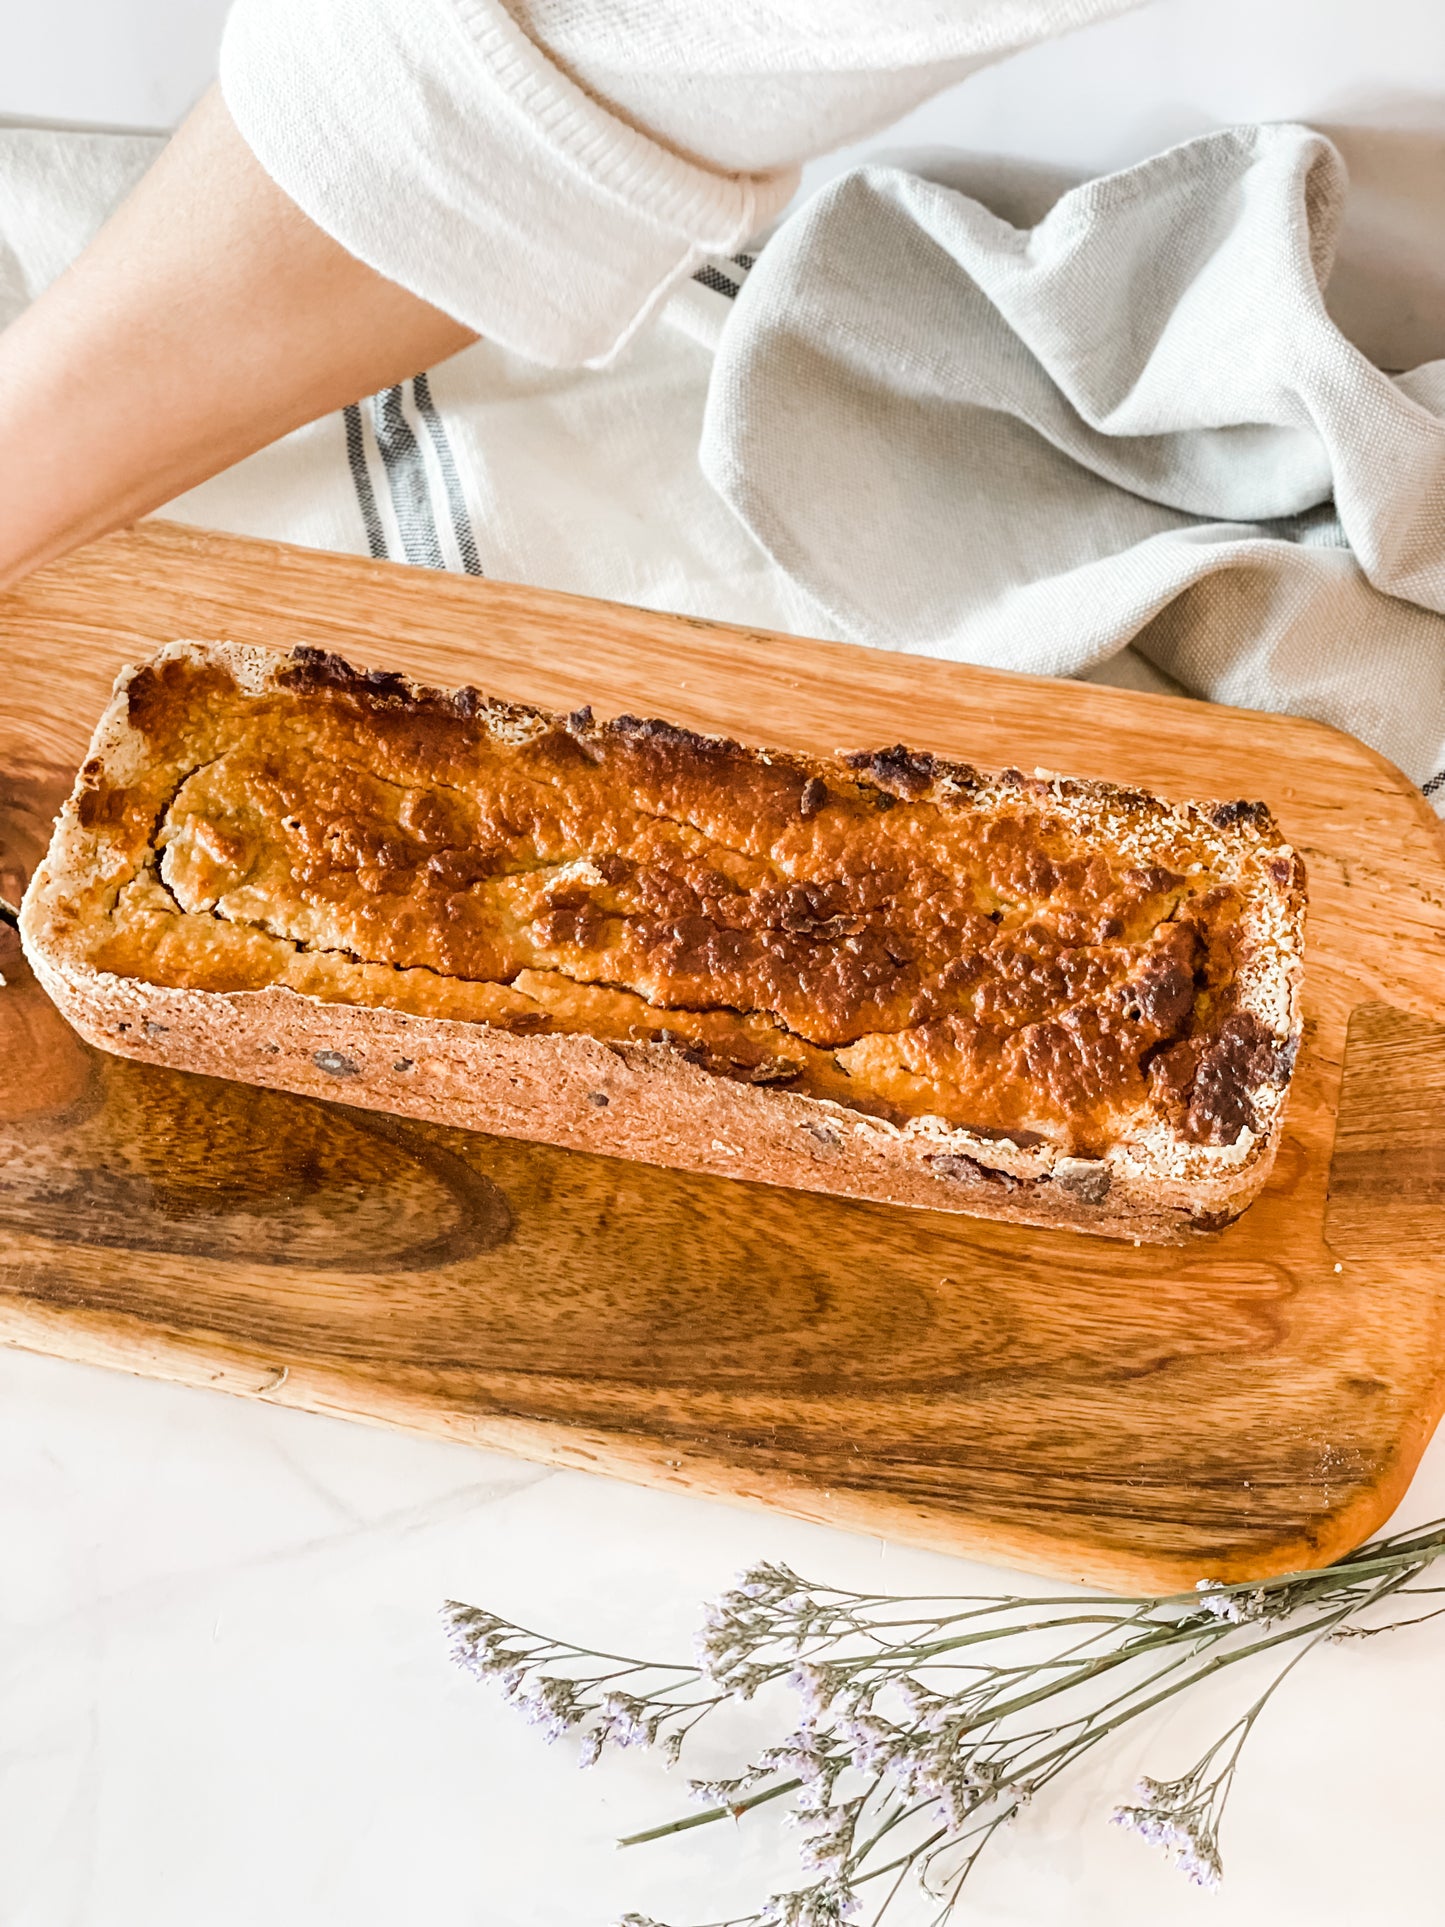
<box><xmin>0</xmin><ymin>0</ymin><xmax>1148</xmax><ymax>594</ymax></box>
<box><xmin>0</xmin><ymin>85</ymin><xmax>475</xmax><ymax>592</ymax></box>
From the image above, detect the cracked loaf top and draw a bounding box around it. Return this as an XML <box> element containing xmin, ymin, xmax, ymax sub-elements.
<box><xmin>25</xmin><ymin>642</ymin><xmax>1305</xmax><ymax>1168</ymax></box>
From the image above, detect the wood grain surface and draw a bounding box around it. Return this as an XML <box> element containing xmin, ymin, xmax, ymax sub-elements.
<box><xmin>3</xmin><ymin>520</ymin><xmax>1445</xmax><ymax>1591</ymax></box>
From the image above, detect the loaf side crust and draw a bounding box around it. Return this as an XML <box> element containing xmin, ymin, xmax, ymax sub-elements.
<box><xmin>25</xmin><ymin>957</ymin><xmax>1270</xmax><ymax>1244</ymax></box>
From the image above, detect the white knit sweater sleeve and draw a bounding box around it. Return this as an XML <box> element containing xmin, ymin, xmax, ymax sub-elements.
<box><xmin>219</xmin><ymin>0</ymin><xmax>1143</xmax><ymax>369</ymax></box>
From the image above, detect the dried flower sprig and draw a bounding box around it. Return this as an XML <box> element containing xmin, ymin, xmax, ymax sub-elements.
<box><xmin>444</xmin><ymin>1516</ymin><xmax>1445</xmax><ymax>1926</ymax></box>
<box><xmin>443</xmin><ymin>1602</ymin><xmax>719</xmax><ymax>1768</ymax></box>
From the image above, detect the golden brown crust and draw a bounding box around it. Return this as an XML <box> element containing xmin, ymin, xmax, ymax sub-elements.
<box><xmin>20</xmin><ymin>642</ymin><xmax>1308</xmax><ymax>1242</ymax></box>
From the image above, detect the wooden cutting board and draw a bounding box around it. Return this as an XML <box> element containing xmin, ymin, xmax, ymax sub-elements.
<box><xmin>3</xmin><ymin>521</ymin><xmax>1444</xmax><ymax>1592</ymax></box>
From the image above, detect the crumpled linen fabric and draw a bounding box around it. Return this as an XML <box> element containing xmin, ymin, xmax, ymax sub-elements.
<box><xmin>702</xmin><ymin>124</ymin><xmax>1445</xmax><ymax>794</ymax></box>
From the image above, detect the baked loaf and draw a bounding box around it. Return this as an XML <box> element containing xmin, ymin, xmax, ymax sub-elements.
<box><xmin>21</xmin><ymin>642</ymin><xmax>1306</xmax><ymax>1243</ymax></box>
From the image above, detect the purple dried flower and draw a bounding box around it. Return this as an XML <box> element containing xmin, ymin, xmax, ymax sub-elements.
<box><xmin>837</xmin><ymin>1712</ymin><xmax>898</xmax><ymax>1772</ymax></box>
<box><xmin>760</xmin><ymin>1878</ymin><xmax>860</xmax><ymax>1926</ymax></box>
<box><xmin>734</xmin><ymin>1562</ymin><xmax>807</xmax><ymax>1606</ymax></box>
<box><xmin>1194</xmin><ymin>1580</ymin><xmax>1274</xmax><ymax>1626</ymax></box>
<box><xmin>894</xmin><ymin>1675</ymin><xmax>951</xmax><ymax>1729</ymax></box>
<box><xmin>1112</xmin><ymin>1776</ymin><xmax>1223</xmax><ymax>1889</ymax></box>
<box><xmin>688</xmin><ymin>1772</ymin><xmax>766</xmax><ymax>1806</ymax></box>
<box><xmin>786</xmin><ymin>1796</ymin><xmax>867</xmax><ymax>1877</ymax></box>
<box><xmin>790</xmin><ymin>1660</ymin><xmax>846</xmax><ymax>1720</ymax></box>
<box><xmin>510</xmin><ymin>1674</ymin><xmax>588</xmax><ymax>1743</ymax></box>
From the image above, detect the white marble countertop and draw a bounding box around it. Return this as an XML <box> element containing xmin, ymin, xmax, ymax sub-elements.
<box><xmin>4</xmin><ymin>1340</ymin><xmax>1443</xmax><ymax>1927</ymax></box>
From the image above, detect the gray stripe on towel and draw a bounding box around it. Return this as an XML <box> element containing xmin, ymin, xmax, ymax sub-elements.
<box><xmin>342</xmin><ymin>403</ymin><xmax>388</xmax><ymax>560</ymax></box>
<box><xmin>369</xmin><ymin>384</ymin><xmax>445</xmax><ymax>570</ymax></box>
<box><xmin>413</xmin><ymin>372</ymin><xmax>484</xmax><ymax>575</ymax></box>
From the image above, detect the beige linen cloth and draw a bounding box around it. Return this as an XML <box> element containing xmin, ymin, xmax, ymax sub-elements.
<box><xmin>1</xmin><ymin>121</ymin><xmax>1441</xmax><ymax>805</ymax></box>
<box><xmin>703</xmin><ymin>124</ymin><xmax>1445</xmax><ymax>796</ymax></box>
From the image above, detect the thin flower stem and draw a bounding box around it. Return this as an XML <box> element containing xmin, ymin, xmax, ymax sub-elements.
<box><xmin>825</xmin><ymin>1599</ymin><xmax>1148</xmax><ymax>1634</ymax></box>
<box><xmin>1021</xmin><ymin>1593</ymin><xmax>1380</xmax><ymax>1803</ymax></box>
<box><xmin>919</xmin><ymin>1618</ymin><xmax>1225</xmax><ymax>1733</ymax></box>
<box><xmin>1230</xmin><ymin>1568</ymin><xmax>1415</xmax><ymax>1731</ymax></box>
<box><xmin>822</xmin><ymin>1529</ymin><xmax>1445</xmax><ymax>1623</ymax></box>
<box><xmin>1033</xmin><ymin>1570</ymin><xmax>1414</xmax><ymax>1779</ymax></box>
<box><xmin>1211</xmin><ymin>1539</ymin><xmax>1445</xmax><ymax>1596</ymax></box>
<box><xmin>1338</xmin><ymin>1602</ymin><xmax>1445</xmax><ymax>1636</ymax></box>
<box><xmin>584</xmin><ymin>1664</ymin><xmax>687</xmax><ymax>1691</ymax></box>
<box><xmin>869</xmin><ymin>1854</ymin><xmax>914</xmax><ymax>1927</ymax></box>
<box><xmin>617</xmin><ymin>1776</ymin><xmax>803</xmax><ymax>1849</ymax></box>
<box><xmin>1002</xmin><ymin>1639</ymin><xmax>1219</xmax><ymax>1771</ymax></box>
<box><xmin>898</xmin><ymin>1611</ymin><xmax>1185</xmax><ymax>1663</ymax></box>
<box><xmin>671</xmin><ymin>1702</ymin><xmax>724</xmax><ymax>1740</ymax></box>
<box><xmin>851</xmin><ymin>1826</ymin><xmax>950</xmax><ymax>1888</ymax></box>
<box><xmin>777</xmin><ymin>1527</ymin><xmax>1445</xmax><ymax>1615</ymax></box>
<box><xmin>847</xmin><ymin>1793</ymin><xmax>935</xmax><ymax>1870</ymax></box>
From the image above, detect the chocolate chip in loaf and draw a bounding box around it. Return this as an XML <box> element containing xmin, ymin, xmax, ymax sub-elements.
<box><xmin>968</xmin><ymin>1123</ymin><xmax>1047</xmax><ymax>1149</ymax></box>
<box><xmin>142</xmin><ymin>1019</ymin><xmax>169</xmax><ymax>1037</ymax></box>
<box><xmin>844</xmin><ymin>745</ymin><xmax>937</xmax><ymax>798</ymax></box>
<box><xmin>1148</xmin><ymin>1012</ymin><xmax>1291</xmax><ymax>1145</ymax></box>
<box><xmin>587</xmin><ymin>1090</ymin><xmax>610</xmax><ymax>1108</ymax></box>
<box><xmin>799</xmin><ymin>776</ymin><xmax>828</xmax><ymax>818</ymax></box>
<box><xmin>313</xmin><ymin>1049</ymin><xmax>361</xmax><ymax>1078</ymax></box>
<box><xmin>393</xmin><ymin>1057</ymin><xmax>415</xmax><ymax>1072</ymax></box>
<box><xmin>929</xmin><ymin>1152</ymin><xmax>1020</xmax><ymax>1191</ymax></box>
<box><xmin>1053</xmin><ymin>1158</ymin><xmax>1113</xmax><ymax>1205</ymax></box>
<box><xmin>745</xmin><ymin>1057</ymin><xmax>803</xmax><ymax>1085</ymax></box>
<box><xmin>656</xmin><ymin>1029</ymin><xmax>708</xmax><ymax>1066</ymax></box>
<box><xmin>1272</xmin><ymin>1033</ymin><xmax>1301</xmax><ymax>1082</ymax></box>
<box><xmin>1209</xmin><ymin>799</ymin><xmax>1271</xmax><ymax>830</ymax></box>
<box><xmin>1189</xmin><ymin>1207</ymin><xmax>1236</xmax><ymax>1233</ymax></box>
<box><xmin>500</xmin><ymin>1011</ymin><xmax>551</xmax><ymax>1036</ymax></box>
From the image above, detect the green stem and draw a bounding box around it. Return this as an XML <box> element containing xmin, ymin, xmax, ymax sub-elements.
<box><xmin>917</xmin><ymin>1618</ymin><xmax>1227</xmax><ymax>1733</ymax></box>
<box><xmin>851</xmin><ymin>1826</ymin><xmax>950</xmax><ymax>1888</ymax></box>
<box><xmin>1027</xmin><ymin>1576</ymin><xmax>1409</xmax><ymax>1782</ymax></box>
<box><xmin>616</xmin><ymin>1775</ymin><xmax>802</xmax><ymax>1849</ymax></box>
<box><xmin>869</xmin><ymin>1855</ymin><xmax>914</xmax><ymax>1927</ymax></box>
<box><xmin>848</xmin><ymin>1790</ymin><xmax>931</xmax><ymax>1871</ymax></box>
<box><xmin>826</xmin><ymin>1611</ymin><xmax>1196</xmax><ymax>1685</ymax></box>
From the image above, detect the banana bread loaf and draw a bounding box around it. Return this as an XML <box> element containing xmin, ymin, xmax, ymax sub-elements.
<box><xmin>20</xmin><ymin>642</ymin><xmax>1306</xmax><ymax>1242</ymax></box>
